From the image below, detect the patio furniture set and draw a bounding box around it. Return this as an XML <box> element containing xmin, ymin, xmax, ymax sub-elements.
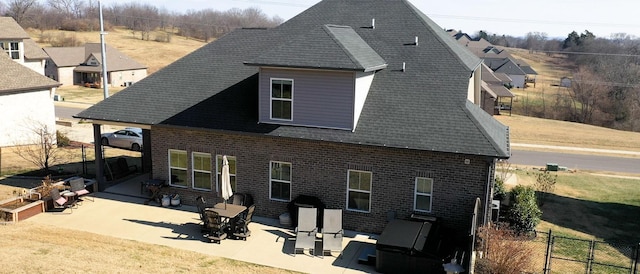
<box><xmin>49</xmin><ymin>177</ymin><xmax>95</xmax><ymax>213</ymax></box>
<box><xmin>196</xmin><ymin>193</ymin><xmax>255</xmax><ymax>243</ymax></box>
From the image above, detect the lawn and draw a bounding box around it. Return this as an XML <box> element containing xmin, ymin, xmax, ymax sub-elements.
<box><xmin>509</xmin><ymin>169</ymin><xmax>640</xmax><ymax>243</ymax></box>
<box><xmin>0</xmin><ymin>221</ymin><xmax>299</xmax><ymax>274</ymax></box>
<box><xmin>497</xmin><ymin>167</ymin><xmax>640</xmax><ymax>273</ymax></box>
<box><xmin>495</xmin><ymin>114</ymin><xmax>640</xmax><ymax>154</ymax></box>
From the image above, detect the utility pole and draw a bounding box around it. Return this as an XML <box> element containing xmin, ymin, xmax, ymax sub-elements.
<box><xmin>99</xmin><ymin>0</ymin><xmax>109</xmax><ymax>99</ymax></box>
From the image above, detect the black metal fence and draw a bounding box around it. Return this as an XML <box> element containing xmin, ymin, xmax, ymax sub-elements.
<box><xmin>537</xmin><ymin>230</ymin><xmax>639</xmax><ymax>274</ymax></box>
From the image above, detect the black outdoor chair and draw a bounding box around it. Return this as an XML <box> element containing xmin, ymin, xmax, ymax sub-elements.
<box><xmin>231</xmin><ymin>193</ymin><xmax>245</xmax><ymax>206</ymax></box>
<box><xmin>233</xmin><ymin>204</ymin><xmax>255</xmax><ymax>240</ymax></box>
<box><xmin>196</xmin><ymin>196</ymin><xmax>209</xmax><ymax>232</ymax></box>
<box><xmin>204</xmin><ymin>209</ymin><xmax>228</xmax><ymax>244</ymax></box>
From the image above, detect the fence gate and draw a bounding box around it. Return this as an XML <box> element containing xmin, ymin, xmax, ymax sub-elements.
<box><xmin>544</xmin><ymin>233</ymin><xmax>638</xmax><ymax>274</ymax></box>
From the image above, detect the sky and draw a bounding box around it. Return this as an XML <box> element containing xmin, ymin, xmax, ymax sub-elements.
<box><xmin>104</xmin><ymin>0</ymin><xmax>640</xmax><ymax>39</ymax></box>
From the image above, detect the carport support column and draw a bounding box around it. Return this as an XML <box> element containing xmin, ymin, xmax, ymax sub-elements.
<box><xmin>93</xmin><ymin>124</ymin><xmax>106</xmax><ymax>191</ymax></box>
<box><xmin>142</xmin><ymin>128</ymin><xmax>152</xmax><ymax>176</ymax></box>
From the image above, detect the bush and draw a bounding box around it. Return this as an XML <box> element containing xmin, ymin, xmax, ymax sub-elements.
<box><xmin>56</xmin><ymin>130</ymin><xmax>70</xmax><ymax>147</ymax></box>
<box><xmin>493</xmin><ymin>177</ymin><xmax>506</xmax><ymax>201</ymax></box>
<box><xmin>534</xmin><ymin>170</ymin><xmax>557</xmax><ymax>207</ymax></box>
<box><xmin>506</xmin><ymin>185</ymin><xmax>541</xmax><ymax>234</ymax></box>
<box><xmin>50</xmin><ymin>33</ymin><xmax>83</xmax><ymax>47</ymax></box>
<box><xmin>476</xmin><ymin>225</ymin><xmax>536</xmax><ymax>274</ymax></box>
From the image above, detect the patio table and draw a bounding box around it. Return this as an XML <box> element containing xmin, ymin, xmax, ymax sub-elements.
<box><xmin>206</xmin><ymin>203</ymin><xmax>247</xmax><ymax>219</ymax></box>
<box><xmin>206</xmin><ymin>203</ymin><xmax>247</xmax><ymax>237</ymax></box>
<box><xmin>142</xmin><ymin>179</ymin><xmax>166</xmax><ymax>205</ymax></box>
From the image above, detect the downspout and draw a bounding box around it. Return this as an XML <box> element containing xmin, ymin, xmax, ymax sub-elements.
<box><xmin>483</xmin><ymin>158</ymin><xmax>496</xmax><ymax>226</ymax></box>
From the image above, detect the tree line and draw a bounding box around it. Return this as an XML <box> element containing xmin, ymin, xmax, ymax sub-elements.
<box><xmin>0</xmin><ymin>0</ymin><xmax>282</xmax><ymax>42</ymax></box>
<box><xmin>474</xmin><ymin>29</ymin><xmax>640</xmax><ymax>132</ymax></box>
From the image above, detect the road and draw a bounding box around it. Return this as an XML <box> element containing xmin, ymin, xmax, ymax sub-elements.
<box><xmin>510</xmin><ymin>149</ymin><xmax>640</xmax><ymax>174</ymax></box>
<box><xmin>55</xmin><ymin>104</ymin><xmax>85</xmax><ymax>120</ymax></box>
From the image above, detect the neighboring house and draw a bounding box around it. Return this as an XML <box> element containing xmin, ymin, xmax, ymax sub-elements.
<box><xmin>0</xmin><ymin>54</ymin><xmax>61</xmax><ymax>147</ymax></box>
<box><xmin>483</xmin><ymin>57</ymin><xmax>529</xmax><ymax>88</ymax></box>
<box><xmin>480</xmin><ymin>63</ymin><xmax>514</xmax><ymax>115</ymax></box>
<box><xmin>450</xmin><ymin>31</ymin><xmax>538</xmax><ymax>88</ymax></box>
<box><xmin>77</xmin><ymin>0</ymin><xmax>510</xmax><ymax>236</ymax></box>
<box><xmin>0</xmin><ymin>17</ymin><xmax>49</xmax><ymax>75</ymax></box>
<box><xmin>43</xmin><ymin>43</ymin><xmax>147</xmax><ymax>87</ymax></box>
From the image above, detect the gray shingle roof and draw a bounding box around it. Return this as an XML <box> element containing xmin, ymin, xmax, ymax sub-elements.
<box><xmin>44</xmin><ymin>43</ymin><xmax>146</xmax><ymax>71</ymax></box>
<box><xmin>246</xmin><ymin>25</ymin><xmax>387</xmax><ymax>72</ymax></box>
<box><xmin>0</xmin><ymin>17</ymin><xmax>29</xmax><ymax>39</ymax></box>
<box><xmin>23</xmin><ymin>39</ymin><xmax>49</xmax><ymax>60</ymax></box>
<box><xmin>484</xmin><ymin>58</ymin><xmax>526</xmax><ymax>75</ymax></box>
<box><xmin>77</xmin><ymin>0</ymin><xmax>509</xmax><ymax>158</ymax></box>
<box><xmin>43</xmin><ymin>47</ymin><xmax>85</xmax><ymax>67</ymax></box>
<box><xmin>0</xmin><ymin>54</ymin><xmax>60</xmax><ymax>94</ymax></box>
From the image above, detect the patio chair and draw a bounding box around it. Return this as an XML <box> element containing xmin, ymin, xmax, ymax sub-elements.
<box><xmin>231</xmin><ymin>193</ymin><xmax>245</xmax><ymax>206</ymax></box>
<box><xmin>49</xmin><ymin>188</ymin><xmax>76</xmax><ymax>213</ymax></box>
<box><xmin>196</xmin><ymin>196</ymin><xmax>208</xmax><ymax>232</ymax></box>
<box><xmin>294</xmin><ymin>207</ymin><xmax>318</xmax><ymax>256</ymax></box>
<box><xmin>321</xmin><ymin>209</ymin><xmax>344</xmax><ymax>258</ymax></box>
<box><xmin>69</xmin><ymin>177</ymin><xmax>93</xmax><ymax>202</ymax></box>
<box><xmin>233</xmin><ymin>204</ymin><xmax>255</xmax><ymax>240</ymax></box>
<box><xmin>204</xmin><ymin>209</ymin><xmax>228</xmax><ymax>244</ymax></box>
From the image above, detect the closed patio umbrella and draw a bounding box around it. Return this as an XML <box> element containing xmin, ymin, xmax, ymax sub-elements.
<box><xmin>221</xmin><ymin>155</ymin><xmax>233</xmax><ymax>209</ymax></box>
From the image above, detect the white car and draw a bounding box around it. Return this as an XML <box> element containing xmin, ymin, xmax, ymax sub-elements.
<box><xmin>100</xmin><ymin>128</ymin><xmax>143</xmax><ymax>151</ymax></box>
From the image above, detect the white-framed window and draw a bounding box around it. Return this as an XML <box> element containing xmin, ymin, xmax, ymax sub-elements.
<box><xmin>168</xmin><ymin>149</ymin><xmax>188</xmax><ymax>187</ymax></box>
<box><xmin>0</xmin><ymin>41</ymin><xmax>19</xmax><ymax>59</ymax></box>
<box><xmin>347</xmin><ymin>170</ymin><xmax>372</xmax><ymax>212</ymax></box>
<box><xmin>270</xmin><ymin>78</ymin><xmax>293</xmax><ymax>120</ymax></box>
<box><xmin>270</xmin><ymin>161</ymin><xmax>291</xmax><ymax>201</ymax></box>
<box><xmin>216</xmin><ymin>155</ymin><xmax>237</xmax><ymax>192</ymax></box>
<box><xmin>414</xmin><ymin>177</ymin><xmax>433</xmax><ymax>212</ymax></box>
<box><xmin>192</xmin><ymin>152</ymin><xmax>212</xmax><ymax>190</ymax></box>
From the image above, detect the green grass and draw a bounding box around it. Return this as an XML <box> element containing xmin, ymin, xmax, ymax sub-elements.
<box><xmin>512</xmin><ymin>170</ymin><xmax>640</xmax><ymax>242</ymax></box>
<box><xmin>505</xmin><ymin>169</ymin><xmax>640</xmax><ymax>273</ymax></box>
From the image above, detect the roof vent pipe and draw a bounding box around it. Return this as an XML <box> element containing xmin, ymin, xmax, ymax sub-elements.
<box><xmin>415</xmin><ymin>36</ymin><xmax>419</xmax><ymax>46</ymax></box>
<box><xmin>402</xmin><ymin>62</ymin><xmax>406</xmax><ymax>72</ymax></box>
<box><xmin>372</xmin><ymin>18</ymin><xmax>375</xmax><ymax>29</ymax></box>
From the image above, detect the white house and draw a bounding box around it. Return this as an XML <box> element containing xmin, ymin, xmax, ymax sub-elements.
<box><xmin>44</xmin><ymin>43</ymin><xmax>147</xmax><ymax>87</ymax></box>
<box><xmin>0</xmin><ymin>17</ymin><xmax>49</xmax><ymax>75</ymax></box>
<box><xmin>0</xmin><ymin>54</ymin><xmax>61</xmax><ymax>147</ymax></box>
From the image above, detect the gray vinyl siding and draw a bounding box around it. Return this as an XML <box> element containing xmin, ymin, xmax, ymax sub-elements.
<box><xmin>258</xmin><ymin>68</ymin><xmax>355</xmax><ymax>130</ymax></box>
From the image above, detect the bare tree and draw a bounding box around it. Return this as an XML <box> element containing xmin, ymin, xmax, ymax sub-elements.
<box><xmin>13</xmin><ymin>121</ymin><xmax>68</xmax><ymax>172</ymax></box>
<box><xmin>5</xmin><ymin>0</ymin><xmax>37</xmax><ymax>25</ymax></box>
<box><xmin>569</xmin><ymin>67</ymin><xmax>611</xmax><ymax>123</ymax></box>
<box><xmin>47</xmin><ymin>0</ymin><xmax>84</xmax><ymax>18</ymax></box>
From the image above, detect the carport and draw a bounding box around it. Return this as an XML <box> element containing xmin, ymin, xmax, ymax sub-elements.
<box><xmin>88</xmin><ymin>122</ymin><xmax>152</xmax><ymax>191</ymax></box>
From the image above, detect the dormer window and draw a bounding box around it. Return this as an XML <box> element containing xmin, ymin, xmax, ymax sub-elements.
<box><xmin>0</xmin><ymin>42</ymin><xmax>19</xmax><ymax>59</ymax></box>
<box><xmin>271</xmin><ymin>78</ymin><xmax>293</xmax><ymax>120</ymax></box>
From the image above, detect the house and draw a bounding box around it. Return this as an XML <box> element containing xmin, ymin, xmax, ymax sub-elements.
<box><xmin>0</xmin><ymin>54</ymin><xmax>61</xmax><ymax>147</ymax></box>
<box><xmin>43</xmin><ymin>43</ymin><xmax>147</xmax><ymax>87</ymax></box>
<box><xmin>560</xmin><ymin>76</ymin><xmax>572</xmax><ymax>87</ymax></box>
<box><xmin>450</xmin><ymin>31</ymin><xmax>538</xmax><ymax>89</ymax></box>
<box><xmin>0</xmin><ymin>17</ymin><xmax>49</xmax><ymax>75</ymax></box>
<box><xmin>480</xmin><ymin>63</ymin><xmax>514</xmax><ymax>115</ymax></box>
<box><xmin>76</xmin><ymin>0</ymin><xmax>510</xmax><ymax>237</ymax></box>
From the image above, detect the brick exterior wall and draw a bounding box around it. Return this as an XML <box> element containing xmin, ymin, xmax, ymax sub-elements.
<box><xmin>151</xmin><ymin>127</ymin><xmax>494</xmax><ymax>236</ymax></box>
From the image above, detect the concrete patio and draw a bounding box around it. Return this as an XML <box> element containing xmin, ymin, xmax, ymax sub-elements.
<box><xmin>24</xmin><ymin>174</ymin><xmax>381</xmax><ymax>274</ymax></box>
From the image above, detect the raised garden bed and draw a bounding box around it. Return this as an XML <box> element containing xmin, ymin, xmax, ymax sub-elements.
<box><xmin>0</xmin><ymin>197</ymin><xmax>45</xmax><ymax>223</ymax></box>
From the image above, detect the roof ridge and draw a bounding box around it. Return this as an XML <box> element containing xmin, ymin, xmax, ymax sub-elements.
<box><xmin>461</xmin><ymin>101</ymin><xmax>510</xmax><ymax>157</ymax></box>
<box><xmin>322</xmin><ymin>24</ymin><xmax>361</xmax><ymax>69</ymax></box>
<box><xmin>402</xmin><ymin>0</ymin><xmax>481</xmax><ymax>71</ymax></box>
